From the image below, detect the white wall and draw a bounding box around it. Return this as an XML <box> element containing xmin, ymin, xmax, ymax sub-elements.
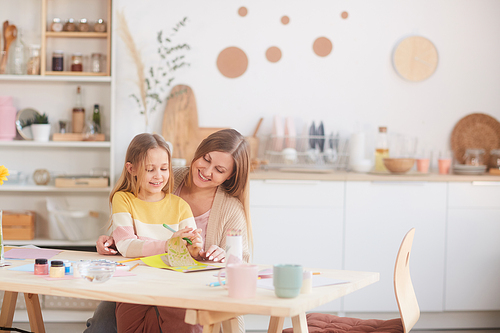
<box><xmin>112</xmin><ymin>0</ymin><xmax>500</xmax><ymax>176</ymax></box>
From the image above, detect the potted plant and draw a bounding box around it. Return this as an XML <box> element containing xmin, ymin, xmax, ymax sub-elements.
<box><xmin>31</xmin><ymin>113</ymin><xmax>51</xmax><ymax>141</ymax></box>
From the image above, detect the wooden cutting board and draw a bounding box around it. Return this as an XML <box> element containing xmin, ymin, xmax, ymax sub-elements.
<box><xmin>162</xmin><ymin>85</ymin><xmax>199</xmax><ymax>161</ymax></box>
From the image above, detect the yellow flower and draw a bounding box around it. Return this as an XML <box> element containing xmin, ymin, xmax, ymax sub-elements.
<box><xmin>0</xmin><ymin>165</ymin><xmax>9</xmax><ymax>185</ymax></box>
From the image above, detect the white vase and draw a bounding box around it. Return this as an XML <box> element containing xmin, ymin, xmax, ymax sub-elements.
<box><xmin>31</xmin><ymin>124</ymin><xmax>51</xmax><ymax>141</ymax></box>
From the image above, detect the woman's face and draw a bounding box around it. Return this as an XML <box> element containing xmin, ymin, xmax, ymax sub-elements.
<box><xmin>191</xmin><ymin>151</ymin><xmax>235</xmax><ymax>189</ymax></box>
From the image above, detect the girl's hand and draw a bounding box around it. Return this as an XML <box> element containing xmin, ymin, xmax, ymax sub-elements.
<box><xmin>199</xmin><ymin>245</ymin><xmax>225</xmax><ymax>263</ymax></box>
<box><xmin>96</xmin><ymin>235</ymin><xmax>117</xmax><ymax>255</ymax></box>
<box><xmin>186</xmin><ymin>228</ymin><xmax>203</xmax><ymax>259</ymax></box>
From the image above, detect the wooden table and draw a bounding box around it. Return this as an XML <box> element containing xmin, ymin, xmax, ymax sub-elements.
<box><xmin>0</xmin><ymin>248</ymin><xmax>379</xmax><ymax>333</ymax></box>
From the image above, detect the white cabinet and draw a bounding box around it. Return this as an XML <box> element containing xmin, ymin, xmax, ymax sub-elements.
<box><xmin>343</xmin><ymin>181</ymin><xmax>447</xmax><ymax>312</ymax></box>
<box><xmin>445</xmin><ymin>182</ymin><xmax>500</xmax><ymax>311</ymax></box>
<box><xmin>250</xmin><ymin>179</ymin><xmax>344</xmax><ymax>312</ymax></box>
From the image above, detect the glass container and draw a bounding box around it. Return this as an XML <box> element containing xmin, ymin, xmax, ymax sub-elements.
<box><xmin>79</xmin><ymin>18</ymin><xmax>90</xmax><ymax>32</ymax></box>
<box><xmin>63</xmin><ymin>18</ymin><xmax>76</xmax><ymax>32</ymax></box>
<box><xmin>94</xmin><ymin>19</ymin><xmax>106</xmax><ymax>32</ymax></box>
<box><xmin>52</xmin><ymin>50</ymin><xmax>64</xmax><ymax>71</ymax></box>
<box><xmin>91</xmin><ymin>53</ymin><xmax>102</xmax><ymax>72</ymax></box>
<box><xmin>71</xmin><ymin>53</ymin><xmax>83</xmax><ymax>72</ymax></box>
<box><xmin>27</xmin><ymin>45</ymin><xmax>41</xmax><ymax>75</ymax></box>
<box><xmin>464</xmin><ymin>148</ymin><xmax>485</xmax><ymax>166</ymax></box>
<box><xmin>50</xmin><ymin>18</ymin><xmax>63</xmax><ymax>32</ymax></box>
<box><xmin>489</xmin><ymin>149</ymin><xmax>500</xmax><ymax>170</ymax></box>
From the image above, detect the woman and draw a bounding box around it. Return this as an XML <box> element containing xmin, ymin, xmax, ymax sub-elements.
<box><xmin>85</xmin><ymin>129</ymin><xmax>252</xmax><ymax>333</ymax></box>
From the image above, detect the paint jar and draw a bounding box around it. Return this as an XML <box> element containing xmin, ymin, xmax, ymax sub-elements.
<box><xmin>300</xmin><ymin>271</ymin><xmax>312</xmax><ymax>294</ymax></box>
<box><xmin>63</xmin><ymin>260</ymin><xmax>72</xmax><ymax>275</ymax></box>
<box><xmin>50</xmin><ymin>260</ymin><xmax>65</xmax><ymax>278</ymax></box>
<box><xmin>34</xmin><ymin>258</ymin><xmax>49</xmax><ymax>275</ymax></box>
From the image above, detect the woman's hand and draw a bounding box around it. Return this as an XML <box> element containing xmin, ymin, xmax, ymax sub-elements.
<box><xmin>96</xmin><ymin>235</ymin><xmax>117</xmax><ymax>255</ymax></box>
<box><xmin>199</xmin><ymin>245</ymin><xmax>225</xmax><ymax>263</ymax></box>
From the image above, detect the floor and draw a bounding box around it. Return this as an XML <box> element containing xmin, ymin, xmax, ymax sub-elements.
<box><xmin>8</xmin><ymin>322</ymin><xmax>500</xmax><ymax>333</ymax></box>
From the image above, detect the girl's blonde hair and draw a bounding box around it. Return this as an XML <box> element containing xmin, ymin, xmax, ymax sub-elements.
<box><xmin>186</xmin><ymin>129</ymin><xmax>253</xmax><ymax>247</ymax></box>
<box><xmin>109</xmin><ymin>133</ymin><xmax>173</xmax><ymax>205</ymax></box>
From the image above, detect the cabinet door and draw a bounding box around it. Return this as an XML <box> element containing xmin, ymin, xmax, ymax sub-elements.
<box><xmin>344</xmin><ymin>181</ymin><xmax>447</xmax><ymax>312</ymax></box>
<box><xmin>445</xmin><ymin>182</ymin><xmax>500</xmax><ymax>311</ymax></box>
<box><xmin>250</xmin><ymin>180</ymin><xmax>344</xmax><ymax>312</ymax></box>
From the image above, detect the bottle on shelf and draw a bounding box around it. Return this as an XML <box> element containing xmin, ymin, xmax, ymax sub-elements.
<box><xmin>92</xmin><ymin>104</ymin><xmax>101</xmax><ymax>133</ymax></box>
<box><xmin>72</xmin><ymin>86</ymin><xmax>85</xmax><ymax>133</ymax></box>
<box><xmin>52</xmin><ymin>50</ymin><xmax>64</xmax><ymax>71</ymax></box>
<box><xmin>50</xmin><ymin>18</ymin><xmax>63</xmax><ymax>32</ymax></box>
<box><xmin>26</xmin><ymin>45</ymin><xmax>41</xmax><ymax>75</ymax></box>
<box><xmin>94</xmin><ymin>19</ymin><xmax>107</xmax><ymax>32</ymax></box>
<box><xmin>8</xmin><ymin>29</ymin><xmax>26</xmax><ymax>75</ymax></box>
<box><xmin>374</xmin><ymin>126</ymin><xmax>390</xmax><ymax>172</ymax></box>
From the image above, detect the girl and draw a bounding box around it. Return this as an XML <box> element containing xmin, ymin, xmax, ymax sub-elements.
<box><xmin>109</xmin><ymin>132</ymin><xmax>203</xmax><ymax>259</ymax></box>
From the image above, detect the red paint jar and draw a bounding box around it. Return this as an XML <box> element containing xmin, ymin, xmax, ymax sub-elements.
<box><xmin>34</xmin><ymin>258</ymin><xmax>49</xmax><ymax>275</ymax></box>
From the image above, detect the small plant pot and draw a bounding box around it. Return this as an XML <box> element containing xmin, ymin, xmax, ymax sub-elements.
<box><xmin>31</xmin><ymin>124</ymin><xmax>51</xmax><ymax>142</ymax></box>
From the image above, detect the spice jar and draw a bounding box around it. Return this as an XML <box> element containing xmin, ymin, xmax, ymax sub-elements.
<box><xmin>79</xmin><ymin>18</ymin><xmax>90</xmax><ymax>32</ymax></box>
<box><xmin>52</xmin><ymin>50</ymin><xmax>64</xmax><ymax>71</ymax></box>
<box><xmin>27</xmin><ymin>45</ymin><xmax>41</xmax><ymax>75</ymax></box>
<box><xmin>91</xmin><ymin>53</ymin><xmax>102</xmax><ymax>73</ymax></box>
<box><xmin>50</xmin><ymin>261</ymin><xmax>65</xmax><ymax>278</ymax></box>
<box><xmin>63</xmin><ymin>18</ymin><xmax>76</xmax><ymax>32</ymax></box>
<box><xmin>464</xmin><ymin>148</ymin><xmax>485</xmax><ymax>166</ymax></box>
<box><xmin>50</xmin><ymin>18</ymin><xmax>63</xmax><ymax>32</ymax></box>
<box><xmin>71</xmin><ymin>53</ymin><xmax>83</xmax><ymax>72</ymax></box>
<box><xmin>94</xmin><ymin>19</ymin><xmax>106</xmax><ymax>32</ymax></box>
<box><xmin>489</xmin><ymin>149</ymin><xmax>500</xmax><ymax>170</ymax></box>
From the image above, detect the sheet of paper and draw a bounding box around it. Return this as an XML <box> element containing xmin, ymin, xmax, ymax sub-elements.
<box><xmin>4</xmin><ymin>248</ymin><xmax>62</xmax><ymax>260</ymax></box>
<box><xmin>141</xmin><ymin>253</ymin><xmax>221</xmax><ymax>273</ymax></box>
<box><xmin>257</xmin><ymin>276</ymin><xmax>349</xmax><ymax>290</ymax></box>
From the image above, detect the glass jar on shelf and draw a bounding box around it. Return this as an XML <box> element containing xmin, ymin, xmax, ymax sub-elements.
<box><xmin>52</xmin><ymin>50</ymin><xmax>64</xmax><ymax>71</ymax></box>
<box><xmin>94</xmin><ymin>19</ymin><xmax>106</xmax><ymax>32</ymax></box>
<box><xmin>71</xmin><ymin>53</ymin><xmax>83</xmax><ymax>72</ymax></box>
<box><xmin>91</xmin><ymin>53</ymin><xmax>102</xmax><ymax>73</ymax></box>
<box><xmin>26</xmin><ymin>45</ymin><xmax>41</xmax><ymax>75</ymax></box>
<box><xmin>79</xmin><ymin>19</ymin><xmax>90</xmax><ymax>32</ymax></box>
<box><xmin>489</xmin><ymin>149</ymin><xmax>500</xmax><ymax>170</ymax></box>
<box><xmin>50</xmin><ymin>18</ymin><xmax>63</xmax><ymax>32</ymax></box>
<box><xmin>464</xmin><ymin>148</ymin><xmax>485</xmax><ymax>166</ymax></box>
<box><xmin>63</xmin><ymin>18</ymin><xmax>76</xmax><ymax>32</ymax></box>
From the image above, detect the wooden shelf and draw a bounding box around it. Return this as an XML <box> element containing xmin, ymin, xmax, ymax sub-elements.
<box><xmin>45</xmin><ymin>71</ymin><xmax>108</xmax><ymax>76</ymax></box>
<box><xmin>0</xmin><ymin>185</ymin><xmax>111</xmax><ymax>192</ymax></box>
<box><xmin>45</xmin><ymin>31</ymin><xmax>108</xmax><ymax>38</ymax></box>
<box><xmin>0</xmin><ymin>140</ymin><xmax>110</xmax><ymax>148</ymax></box>
<box><xmin>0</xmin><ymin>74</ymin><xmax>111</xmax><ymax>82</ymax></box>
<box><xmin>4</xmin><ymin>239</ymin><xmax>97</xmax><ymax>247</ymax></box>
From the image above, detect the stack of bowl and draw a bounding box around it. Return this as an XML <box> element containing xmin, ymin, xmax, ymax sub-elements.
<box><xmin>383</xmin><ymin>158</ymin><xmax>415</xmax><ymax>174</ymax></box>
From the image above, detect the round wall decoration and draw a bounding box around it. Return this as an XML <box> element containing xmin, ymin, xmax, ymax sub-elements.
<box><xmin>238</xmin><ymin>7</ymin><xmax>248</xmax><ymax>17</ymax></box>
<box><xmin>216</xmin><ymin>47</ymin><xmax>248</xmax><ymax>78</ymax></box>
<box><xmin>266</xmin><ymin>47</ymin><xmax>282</xmax><ymax>63</ymax></box>
<box><xmin>392</xmin><ymin>36</ymin><xmax>438</xmax><ymax>81</ymax></box>
<box><xmin>281</xmin><ymin>16</ymin><xmax>290</xmax><ymax>25</ymax></box>
<box><xmin>313</xmin><ymin>37</ymin><xmax>333</xmax><ymax>57</ymax></box>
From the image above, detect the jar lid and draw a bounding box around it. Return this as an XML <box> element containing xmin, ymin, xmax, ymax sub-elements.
<box><xmin>67</xmin><ymin>18</ymin><xmax>74</xmax><ymax>23</ymax></box>
<box><xmin>35</xmin><ymin>258</ymin><xmax>48</xmax><ymax>265</ymax></box>
<box><xmin>80</xmin><ymin>18</ymin><xmax>87</xmax><ymax>23</ymax></box>
<box><xmin>51</xmin><ymin>260</ymin><xmax>64</xmax><ymax>267</ymax></box>
<box><xmin>72</xmin><ymin>52</ymin><xmax>83</xmax><ymax>56</ymax></box>
<box><xmin>97</xmin><ymin>19</ymin><xmax>104</xmax><ymax>24</ymax></box>
<box><xmin>52</xmin><ymin>18</ymin><xmax>61</xmax><ymax>23</ymax></box>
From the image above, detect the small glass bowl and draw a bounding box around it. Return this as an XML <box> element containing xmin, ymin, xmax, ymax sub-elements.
<box><xmin>77</xmin><ymin>261</ymin><xmax>116</xmax><ymax>283</ymax></box>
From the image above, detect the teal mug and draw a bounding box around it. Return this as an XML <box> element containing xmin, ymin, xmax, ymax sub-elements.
<box><xmin>273</xmin><ymin>264</ymin><xmax>303</xmax><ymax>298</ymax></box>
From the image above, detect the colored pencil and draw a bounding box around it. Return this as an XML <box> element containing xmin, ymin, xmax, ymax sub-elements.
<box><xmin>162</xmin><ymin>224</ymin><xmax>193</xmax><ymax>245</ymax></box>
<box><xmin>117</xmin><ymin>258</ymin><xmax>141</xmax><ymax>263</ymax></box>
<box><xmin>129</xmin><ymin>263</ymin><xmax>139</xmax><ymax>271</ymax></box>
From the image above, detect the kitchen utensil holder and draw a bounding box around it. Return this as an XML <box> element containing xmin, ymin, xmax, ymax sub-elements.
<box><xmin>259</xmin><ymin>135</ymin><xmax>350</xmax><ymax>170</ymax></box>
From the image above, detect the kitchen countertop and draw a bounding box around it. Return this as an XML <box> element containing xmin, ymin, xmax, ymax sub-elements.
<box><xmin>250</xmin><ymin>169</ymin><xmax>500</xmax><ymax>182</ymax></box>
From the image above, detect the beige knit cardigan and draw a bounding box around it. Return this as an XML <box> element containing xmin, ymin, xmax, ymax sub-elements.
<box><xmin>173</xmin><ymin>167</ymin><xmax>250</xmax><ymax>263</ymax></box>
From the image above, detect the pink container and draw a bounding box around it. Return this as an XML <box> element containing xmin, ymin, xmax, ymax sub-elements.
<box><xmin>0</xmin><ymin>101</ymin><xmax>17</xmax><ymax>140</ymax></box>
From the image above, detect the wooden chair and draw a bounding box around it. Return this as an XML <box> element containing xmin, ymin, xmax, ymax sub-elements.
<box><xmin>284</xmin><ymin>228</ymin><xmax>420</xmax><ymax>333</ymax></box>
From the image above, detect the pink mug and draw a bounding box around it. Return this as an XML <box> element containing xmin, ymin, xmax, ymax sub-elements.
<box><xmin>218</xmin><ymin>263</ymin><xmax>258</xmax><ymax>298</ymax></box>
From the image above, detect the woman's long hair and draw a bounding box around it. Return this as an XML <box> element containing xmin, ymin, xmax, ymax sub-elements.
<box><xmin>109</xmin><ymin>133</ymin><xmax>173</xmax><ymax>205</ymax></box>
<box><xmin>186</xmin><ymin>129</ymin><xmax>253</xmax><ymax>248</ymax></box>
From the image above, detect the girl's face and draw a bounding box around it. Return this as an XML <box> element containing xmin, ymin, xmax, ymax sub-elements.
<box><xmin>191</xmin><ymin>151</ymin><xmax>235</xmax><ymax>190</ymax></box>
<box><xmin>128</xmin><ymin>147</ymin><xmax>170</xmax><ymax>201</ymax></box>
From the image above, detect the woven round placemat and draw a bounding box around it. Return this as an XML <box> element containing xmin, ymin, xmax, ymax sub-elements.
<box><xmin>451</xmin><ymin>113</ymin><xmax>500</xmax><ymax>164</ymax></box>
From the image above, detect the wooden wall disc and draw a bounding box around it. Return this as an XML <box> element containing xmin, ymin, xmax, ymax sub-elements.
<box><xmin>217</xmin><ymin>47</ymin><xmax>248</xmax><ymax>78</ymax></box>
<box><xmin>313</xmin><ymin>37</ymin><xmax>333</xmax><ymax>57</ymax></box>
<box><xmin>393</xmin><ymin>36</ymin><xmax>438</xmax><ymax>81</ymax></box>
<box><xmin>266</xmin><ymin>47</ymin><xmax>282</xmax><ymax>63</ymax></box>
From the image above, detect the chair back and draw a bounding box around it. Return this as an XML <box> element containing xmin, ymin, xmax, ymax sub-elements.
<box><xmin>394</xmin><ymin>228</ymin><xmax>420</xmax><ymax>333</ymax></box>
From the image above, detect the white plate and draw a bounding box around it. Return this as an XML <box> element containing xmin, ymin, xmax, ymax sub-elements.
<box><xmin>453</xmin><ymin>164</ymin><xmax>487</xmax><ymax>170</ymax></box>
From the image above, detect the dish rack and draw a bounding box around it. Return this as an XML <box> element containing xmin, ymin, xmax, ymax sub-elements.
<box><xmin>259</xmin><ymin>135</ymin><xmax>350</xmax><ymax>170</ymax></box>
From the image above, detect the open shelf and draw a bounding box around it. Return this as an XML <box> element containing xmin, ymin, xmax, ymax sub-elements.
<box><xmin>0</xmin><ymin>185</ymin><xmax>111</xmax><ymax>193</ymax></box>
<box><xmin>0</xmin><ymin>141</ymin><xmax>110</xmax><ymax>148</ymax></box>
<box><xmin>0</xmin><ymin>74</ymin><xmax>111</xmax><ymax>82</ymax></box>
<box><xmin>45</xmin><ymin>32</ymin><xmax>108</xmax><ymax>38</ymax></box>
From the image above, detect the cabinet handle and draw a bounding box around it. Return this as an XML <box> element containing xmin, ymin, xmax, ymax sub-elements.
<box><xmin>263</xmin><ymin>180</ymin><xmax>321</xmax><ymax>185</ymax></box>
<box><xmin>370</xmin><ymin>181</ymin><xmax>427</xmax><ymax>185</ymax></box>
<box><xmin>472</xmin><ymin>181</ymin><xmax>500</xmax><ymax>186</ymax></box>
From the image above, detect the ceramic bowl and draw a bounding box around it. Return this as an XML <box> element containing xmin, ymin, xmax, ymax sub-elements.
<box><xmin>383</xmin><ymin>158</ymin><xmax>415</xmax><ymax>173</ymax></box>
<box><xmin>351</xmin><ymin>159</ymin><xmax>373</xmax><ymax>173</ymax></box>
<box><xmin>77</xmin><ymin>261</ymin><xmax>116</xmax><ymax>283</ymax></box>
